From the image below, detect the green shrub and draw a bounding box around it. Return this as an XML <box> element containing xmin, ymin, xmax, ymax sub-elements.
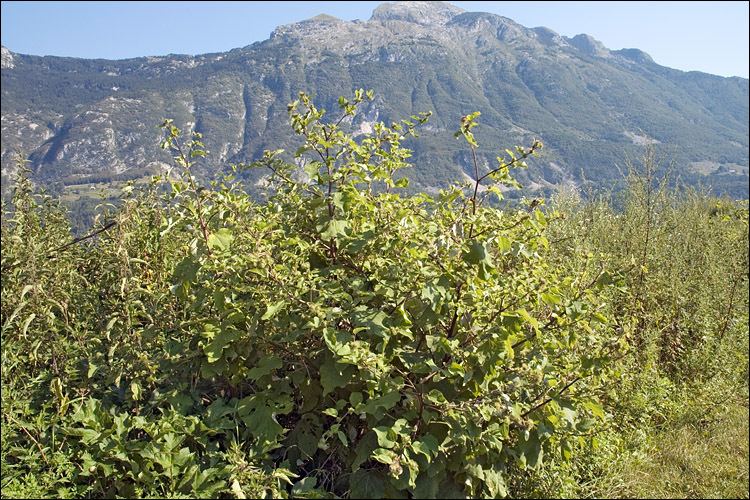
<box><xmin>4</xmin><ymin>89</ymin><xmax>745</xmax><ymax>498</ymax></box>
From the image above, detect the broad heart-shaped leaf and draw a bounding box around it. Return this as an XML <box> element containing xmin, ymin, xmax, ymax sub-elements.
<box><xmin>576</xmin><ymin>417</ymin><xmax>598</xmax><ymax>433</ymax></box>
<box><xmin>565</xmin><ymin>300</ymin><xmax>588</xmax><ymax>322</ymax></box>
<box><xmin>410</xmin><ymin>434</ymin><xmax>439</xmax><ymax>462</ymax></box>
<box><xmin>584</xmin><ymin>400</ymin><xmax>606</xmax><ymax>420</ymax></box>
<box><xmin>420</xmin><ymin>278</ymin><xmax>450</xmax><ymax>307</ymax></box>
<box><xmin>345</xmin><ymin>235</ymin><xmax>371</xmax><ymax>255</ymax></box>
<box><xmin>248</xmin><ymin>354</ymin><xmax>282</xmax><ymax>381</ymax></box>
<box><xmin>541</xmin><ymin>292</ymin><xmax>562</xmax><ymax>307</ymax></box>
<box><xmin>323</xmin><ymin>328</ymin><xmax>353</xmax><ymax>357</ymax></box>
<box><xmin>296</xmin><ymin>145</ymin><xmax>312</xmax><ymax>158</ymax></box>
<box><xmin>462</xmin><ymin>239</ymin><xmax>489</xmax><ymax>265</ymax></box>
<box><xmin>352</xmin><ymin>431</ymin><xmax>379</xmax><ymax>471</ymax></box>
<box><xmin>373</xmin><ymin>426</ymin><xmax>396</xmax><ymax>448</ymax></box>
<box><xmin>320</xmin><ymin>357</ymin><xmax>356</xmax><ymax>395</ymax></box>
<box><xmin>424</xmin><ymin>389</ymin><xmax>447</xmax><ymax>405</ymax></box>
<box><xmin>516</xmin><ymin>308</ymin><xmax>539</xmax><ymax>330</ymax></box>
<box><xmin>496</xmin><ymin>235</ymin><xmax>512</xmax><ymax>255</ymax></box>
<box><xmin>360</xmin><ymin>389</ymin><xmax>402</xmax><ymax>414</ymax></box>
<box><xmin>201</xmin><ymin>355</ymin><xmax>229</xmax><ymax>379</ymax></box>
<box><xmin>435</xmin><ymin>477</ymin><xmax>468</xmax><ymax>499</ymax></box>
<box><xmin>462</xmin><ymin>239</ymin><xmax>495</xmax><ymax>279</ymax></box>
<box><xmin>207</xmin><ymin>227</ymin><xmax>233</xmax><ymax>252</ymax></box>
<box><xmin>357</xmin><ymin>309</ymin><xmax>389</xmax><ymax>339</ymax></box>
<box><xmin>303</xmin><ymin>160</ymin><xmax>322</xmax><ymax>182</ymax></box>
<box><xmin>319</xmin><ymin>218</ymin><xmax>349</xmax><ymax>240</ymax></box>
<box><xmin>349</xmin><ymin>468</ymin><xmax>386</xmax><ymax>499</ymax></box>
<box><xmin>203</xmin><ymin>325</ymin><xmax>239</xmax><ymax>363</ymax></box>
<box><xmin>236</xmin><ymin>394</ymin><xmax>287</xmax><ymax>444</ymax></box>
<box><xmin>173</xmin><ymin>256</ymin><xmax>201</xmax><ymax>283</ymax></box>
<box><xmin>554</xmin><ymin>397</ymin><xmax>579</xmax><ymax>429</ymax></box>
<box><xmin>394</xmin><ymin>176</ymin><xmax>409</xmax><ymax>188</ymax></box>
<box><xmin>483</xmin><ymin>467</ymin><xmax>508</xmax><ymax>498</ymax></box>
<box><xmin>291</xmin><ymin>476</ymin><xmax>322</xmax><ymax>497</ymax></box>
<box><xmin>411</xmin><ymin>471</ymin><xmax>440</xmax><ymax>499</ymax></box>
<box><xmin>287</xmin><ymin>413</ymin><xmax>323</xmax><ymax>459</ymax></box>
<box><xmin>518</xmin><ymin>428</ymin><xmax>543</xmax><ymax>469</ymax></box>
<box><xmin>261</xmin><ymin>300</ymin><xmax>286</xmax><ymax>320</ymax></box>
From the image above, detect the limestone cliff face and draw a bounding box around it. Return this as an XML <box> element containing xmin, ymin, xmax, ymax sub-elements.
<box><xmin>370</xmin><ymin>1</ymin><xmax>466</xmax><ymax>25</ymax></box>
<box><xmin>1</xmin><ymin>46</ymin><xmax>14</xmax><ymax>69</ymax></box>
<box><xmin>2</xmin><ymin>1</ymin><xmax>748</xmax><ymax>199</ymax></box>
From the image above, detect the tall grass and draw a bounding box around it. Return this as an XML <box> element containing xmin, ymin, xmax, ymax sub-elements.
<box><xmin>583</xmin><ymin>392</ymin><xmax>748</xmax><ymax>499</ymax></box>
<box><xmin>542</xmin><ymin>144</ymin><xmax>749</xmax><ymax>498</ymax></box>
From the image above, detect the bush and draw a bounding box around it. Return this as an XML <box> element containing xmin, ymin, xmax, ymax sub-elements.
<box><xmin>5</xmin><ymin>90</ymin><xmax>748</xmax><ymax>499</ymax></box>
<box><xmin>2</xmin><ymin>91</ymin><xmax>630</xmax><ymax>498</ymax></box>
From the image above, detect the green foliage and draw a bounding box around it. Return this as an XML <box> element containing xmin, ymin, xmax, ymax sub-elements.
<box><xmin>2</xmin><ymin>90</ymin><xmax>747</xmax><ymax>499</ymax></box>
<box><xmin>540</xmin><ymin>145</ymin><xmax>749</xmax><ymax>498</ymax></box>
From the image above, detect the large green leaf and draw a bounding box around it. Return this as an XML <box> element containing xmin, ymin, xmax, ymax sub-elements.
<box><xmin>483</xmin><ymin>468</ymin><xmax>508</xmax><ymax>498</ymax></box>
<box><xmin>287</xmin><ymin>413</ymin><xmax>323</xmax><ymax>459</ymax></box>
<box><xmin>351</xmin><ymin>431</ymin><xmax>379</xmax><ymax>471</ymax></box>
<box><xmin>261</xmin><ymin>300</ymin><xmax>286</xmax><ymax>320</ymax></box>
<box><xmin>360</xmin><ymin>389</ymin><xmax>402</xmax><ymax>414</ymax></box>
<box><xmin>203</xmin><ymin>325</ymin><xmax>239</xmax><ymax>363</ymax></box>
<box><xmin>462</xmin><ymin>240</ymin><xmax>489</xmax><ymax>265</ymax></box>
<box><xmin>237</xmin><ymin>395</ymin><xmax>285</xmax><ymax>443</ymax></box>
<box><xmin>518</xmin><ymin>429</ymin><xmax>543</xmax><ymax>469</ymax></box>
<box><xmin>373</xmin><ymin>426</ymin><xmax>396</xmax><ymax>449</ymax></box>
<box><xmin>173</xmin><ymin>256</ymin><xmax>201</xmax><ymax>283</ymax></box>
<box><xmin>411</xmin><ymin>472</ymin><xmax>440</xmax><ymax>498</ymax></box>
<box><xmin>320</xmin><ymin>357</ymin><xmax>355</xmax><ymax>395</ymax></box>
<box><xmin>207</xmin><ymin>227</ymin><xmax>233</xmax><ymax>252</ymax></box>
<box><xmin>323</xmin><ymin>328</ymin><xmax>353</xmax><ymax>357</ymax></box>
<box><xmin>320</xmin><ymin>218</ymin><xmax>349</xmax><ymax>240</ymax></box>
<box><xmin>248</xmin><ymin>354</ymin><xmax>282</xmax><ymax>381</ymax></box>
<box><xmin>349</xmin><ymin>468</ymin><xmax>386</xmax><ymax>499</ymax></box>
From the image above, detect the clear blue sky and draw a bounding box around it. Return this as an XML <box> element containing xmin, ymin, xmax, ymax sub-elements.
<box><xmin>1</xmin><ymin>1</ymin><xmax>748</xmax><ymax>78</ymax></box>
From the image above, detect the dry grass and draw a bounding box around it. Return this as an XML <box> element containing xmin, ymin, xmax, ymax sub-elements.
<box><xmin>595</xmin><ymin>399</ymin><xmax>749</xmax><ymax>499</ymax></box>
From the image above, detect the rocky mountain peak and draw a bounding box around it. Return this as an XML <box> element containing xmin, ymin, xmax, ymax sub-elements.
<box><xmin>447</xmin><ymin>11</ymin><xmax>530</xmax><ymax>42</ymax></box>
<box><xmin>531</xmin><ymin>26</ymin><xmax>570</xmax><ymax>47</ymax></box>
<box><xmin>568</xmin><ymin>34</ymin><xmax>611</xmax><ymax>57</ymax></box>
<box><xmin>369</xmin><ymin>1</ymin><xmax>466</xmax><ymax>25</ymax></box>
<box><xmin>270</xmin><ymin>13</ymin><xmax>349</xmax><ymax>40</ymax></box>
<box><xmin>614</xmin><ymin>48</ymin><xmax>654</xmax><ymax>64</ymax></box>
<box><xmin>307</xmin><ymin>13</ymin><xmax>344</xmax><ymax>23</ymax></box>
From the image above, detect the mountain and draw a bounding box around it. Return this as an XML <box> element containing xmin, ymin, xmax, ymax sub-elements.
<box><xmin>2</xmin><ymin>1</ymin><xmax>748</xmax><ymax>202</ymax></box>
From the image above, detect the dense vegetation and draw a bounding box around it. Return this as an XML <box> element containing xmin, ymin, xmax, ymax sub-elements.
<box><xmin>2</xmin><ymin>91</ymin><xmax>748</xmax><ymax>498</ymax></box>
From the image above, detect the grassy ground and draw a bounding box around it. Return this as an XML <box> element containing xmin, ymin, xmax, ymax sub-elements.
<box><xmin>584</xmin><ymin>393</ymin><xmax>749</xmax><ymax>499</ymax></box>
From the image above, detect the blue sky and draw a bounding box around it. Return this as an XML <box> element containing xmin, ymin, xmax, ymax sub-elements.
<box><xmin>1</xmin><ymin>1</ymin><xmax>748</xmax><ymax>78</ymax></box>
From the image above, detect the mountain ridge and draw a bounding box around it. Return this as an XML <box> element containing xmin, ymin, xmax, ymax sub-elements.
<box><xmin>2</xmin><ymin>1</ymin><xmax>748</xmax><ymax>201</ymax></box>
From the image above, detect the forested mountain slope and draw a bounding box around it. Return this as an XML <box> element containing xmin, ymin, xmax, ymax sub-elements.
<box><xmin>2</xmin><ymin>1</ymin><xmax>748</xmax><ymax>199</ymax></box>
